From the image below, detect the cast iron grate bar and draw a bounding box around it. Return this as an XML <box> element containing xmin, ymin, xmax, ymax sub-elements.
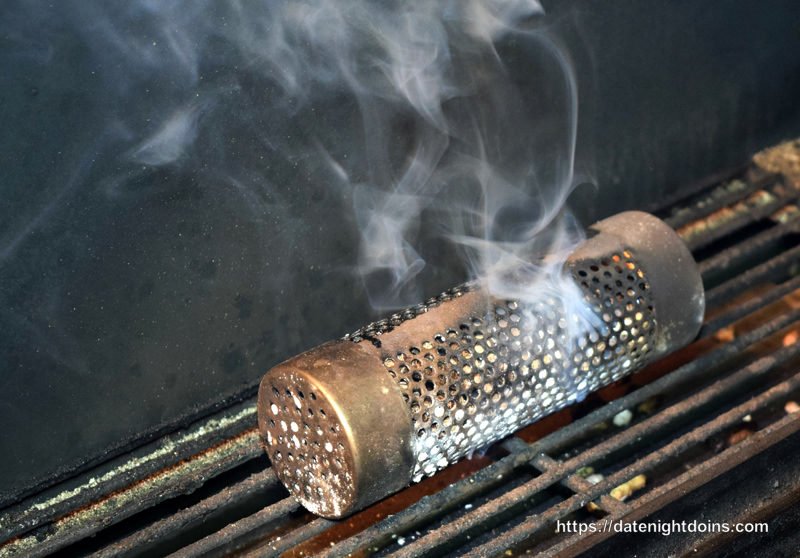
<box><xmin>0</xmin><ymin>428</ymin><xmax>263</xmax><ymax>558</ymax></box>
<box><xmin>521</xmin><ymin>413</ymin><xmax>800</xmax><ymax>558</ymax></box>
<box><xmin>93</xmin><ymin>470</ymin><xmax>279</xmax><ymax>558</ymax></box>
<box><xmin>705</xmin><ymin>243</ymin><xmax>800</xmax><ymax>308</ymax></box>
<box><xmin>697</xmin><ymin>213</ymin><xmax>800</xmax><ymax>278</ymax></box>
<box><xmin>243</xmin><ymin>518</ymin><xmax>332</xmax><ymax>558</ymax></box>
<box><xmin>700</xmin><ymin>275</ymin><xmax>800</xmax><ymax>338</ymax></box>
<box><xmin>677</xmin><ymin>180</ymin><xmax>799</xmax><ymax>252</ymax></box>
<box><xmin>521</xmin><ymin>449</ymin><xmax>630</xmax><ymax>516</ymax></box>
<box><xmin>0</xmin><ymin>402</ymin><xmax>261</xmax><ymax>545</ymax></box>
<box><xmin>662</xmin><ymin>172</ymin><xmax>777</xmax><ymax>230</ymax></box>
<box><xmin>168</xmin><ymin>498</ymin><xmax>305</xmax><ymax>558</ymax></box>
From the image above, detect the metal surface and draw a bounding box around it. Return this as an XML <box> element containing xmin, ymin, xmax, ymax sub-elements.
<box><xmin>257</xmin><ymin>212</ymin><xmax>704</xmax><ymax>518</ymax></box>
<box><xmin>257</xmin><ymin>341</ymin><xmax>415</xmax><ymax>518</ymax></box>
<box><xmin>1</xmin><ymin>144</ymin><xmax>799</xmax><ymax>556</ymax></box>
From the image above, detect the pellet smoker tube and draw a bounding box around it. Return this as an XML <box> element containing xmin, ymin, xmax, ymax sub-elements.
<box><xmin>257</xmin><ymin>211</ymin><xmax>705</xmax><ymax>518</ymax></box>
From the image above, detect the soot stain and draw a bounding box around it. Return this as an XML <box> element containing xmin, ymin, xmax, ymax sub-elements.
<box><xmin>128</xmin><ymin>362</ymin><xmax>143</xmax><ymax>378</ymax></box>
<box><xmin>195</xmin><ymin>259</ymin><xmax>217</xmax><ymax>279</ymax></box>
<box><xmin>235</xmin><ymin>294</ymin><xmax>253</xmax><ymax>319</ymax></box>
<box><xmin>221</xmin><ymin>346</ymin><xmax>246</xmax><ymax>374</ymax></box>
<box><xmin>138</xmin><ymin>279</ymin><xmax>155</xmax><ymax>299</ymax></box>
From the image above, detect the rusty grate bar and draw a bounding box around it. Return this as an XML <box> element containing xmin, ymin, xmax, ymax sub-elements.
<box><xmin>533</xmin><ymin>414</ymin><xmax>800</xmax><ymax>558</ymax></box>
<box><xmin>678</xmin><ymin>182</ymin><xmax>800</xmax><ymax>252</ymax></box>
<box><xmin>700</xmin><ymin>275</ymin><xmax>800</xmax><ymax>337</ymax></box>
<box><xmin>698</xmin><ymin>214</ymin><xmax>800</xmax><ymax>278</ymax></box>
<box><xmin>465</xmin><ymin>374</ymin><xmax>800</xmax><ymax>557</ymax></box>
<box><xmin>93</xmin><ymin>470</ymin><xmax>278</xmax><ymax>558</ymax></box>
<box><xmin>242</xmin><ymin>518</ymin><xmax>332</xmax><ymax>558</ymax></box>
<box><xmin>668</xmin><ymin>450</ymin><xmax>800</xmax><ymax>558</ymax></box>
<box><xmin>0</xmin><ymin>400</ymin><xmax>260</xmax><ymax>545</ymax></box>
<box><xmin>705</xmin><ymin>243</ymin><xmax>800</xmax><ymax>308</ymax></box>
<box><xmin>0</xmin><ymin>428</ymin><xmax>262</xmax><ymax>558</ymax></box>
<box><xmin>522</xmin><ymin>450</ymin><xmax>629</xmax><ymax>516</ymax></box>
<box><xmin>166</xmin><ymin>498</ymin><xmax>305</xmax><ymax>558</ymax></box>
<box><xmin>663</xmin><ymin>173</ymin><xmax>777</xmax><ymax>230</ymax></box>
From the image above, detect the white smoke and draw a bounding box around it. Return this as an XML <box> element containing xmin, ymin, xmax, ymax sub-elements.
<box><xmin>213</xmin><ymin>0</ymin><xmax>582</xmax><ymax>310</ymax></box>
<box><xmin>2</xmin><ymin>0</ymin><xmax>589</xmax><ymax>319</ymax></box>
<box><xmin>131</xmin><ymin>102</ymin><xmax>206</xmax><ymax>166</ymax></box>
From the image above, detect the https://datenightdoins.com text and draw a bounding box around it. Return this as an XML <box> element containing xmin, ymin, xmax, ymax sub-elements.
<box><xmin>556</xmin><ymin>518</ymin><xmax>769</xmax><ymax>537</ymax></box>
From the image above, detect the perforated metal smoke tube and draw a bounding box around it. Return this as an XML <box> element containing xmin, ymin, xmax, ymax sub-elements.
<box><xmin>257</xmin><ymin>211</ymin><xmax>704</xmax><ymax>518</ymax></box>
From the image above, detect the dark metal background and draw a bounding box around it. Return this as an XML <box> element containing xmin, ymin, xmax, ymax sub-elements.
<box><xmin>1</xmin><ymin>0</ymin><xmax>800</xmax><ymax>507</ymax></box>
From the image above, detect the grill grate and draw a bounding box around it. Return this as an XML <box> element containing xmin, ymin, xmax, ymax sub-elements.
<box><xmin>1</xmin><ymin>146</ymin><xmax>799</xmax><ymax>557</ymax></box>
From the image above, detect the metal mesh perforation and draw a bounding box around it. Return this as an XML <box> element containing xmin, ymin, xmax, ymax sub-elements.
<box><xmin>345</xmin><ymin>283</ymin><xmax>478</xmax><ymax>346</ymax></box>
<box><xmin>261</xmin><ymin>376</ymin><xmax>355</xmax><ymax>516</ymax></box>
<box><xmin>381</xmin><ymin>249</ymin><xmax>657</xmax><ymax>480</ymax></box>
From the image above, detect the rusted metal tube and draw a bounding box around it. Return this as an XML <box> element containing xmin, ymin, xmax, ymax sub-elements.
<box><xmin>257</xmin><ymin>211</ymin><xmax>704</xmax><ymax>518</ymax></box>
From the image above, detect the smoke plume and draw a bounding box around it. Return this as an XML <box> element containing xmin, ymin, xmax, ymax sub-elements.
<box><xmin>1</xmin><ymin>0</ymin><xmax>589</xmax><ymax>338</ymax></box>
